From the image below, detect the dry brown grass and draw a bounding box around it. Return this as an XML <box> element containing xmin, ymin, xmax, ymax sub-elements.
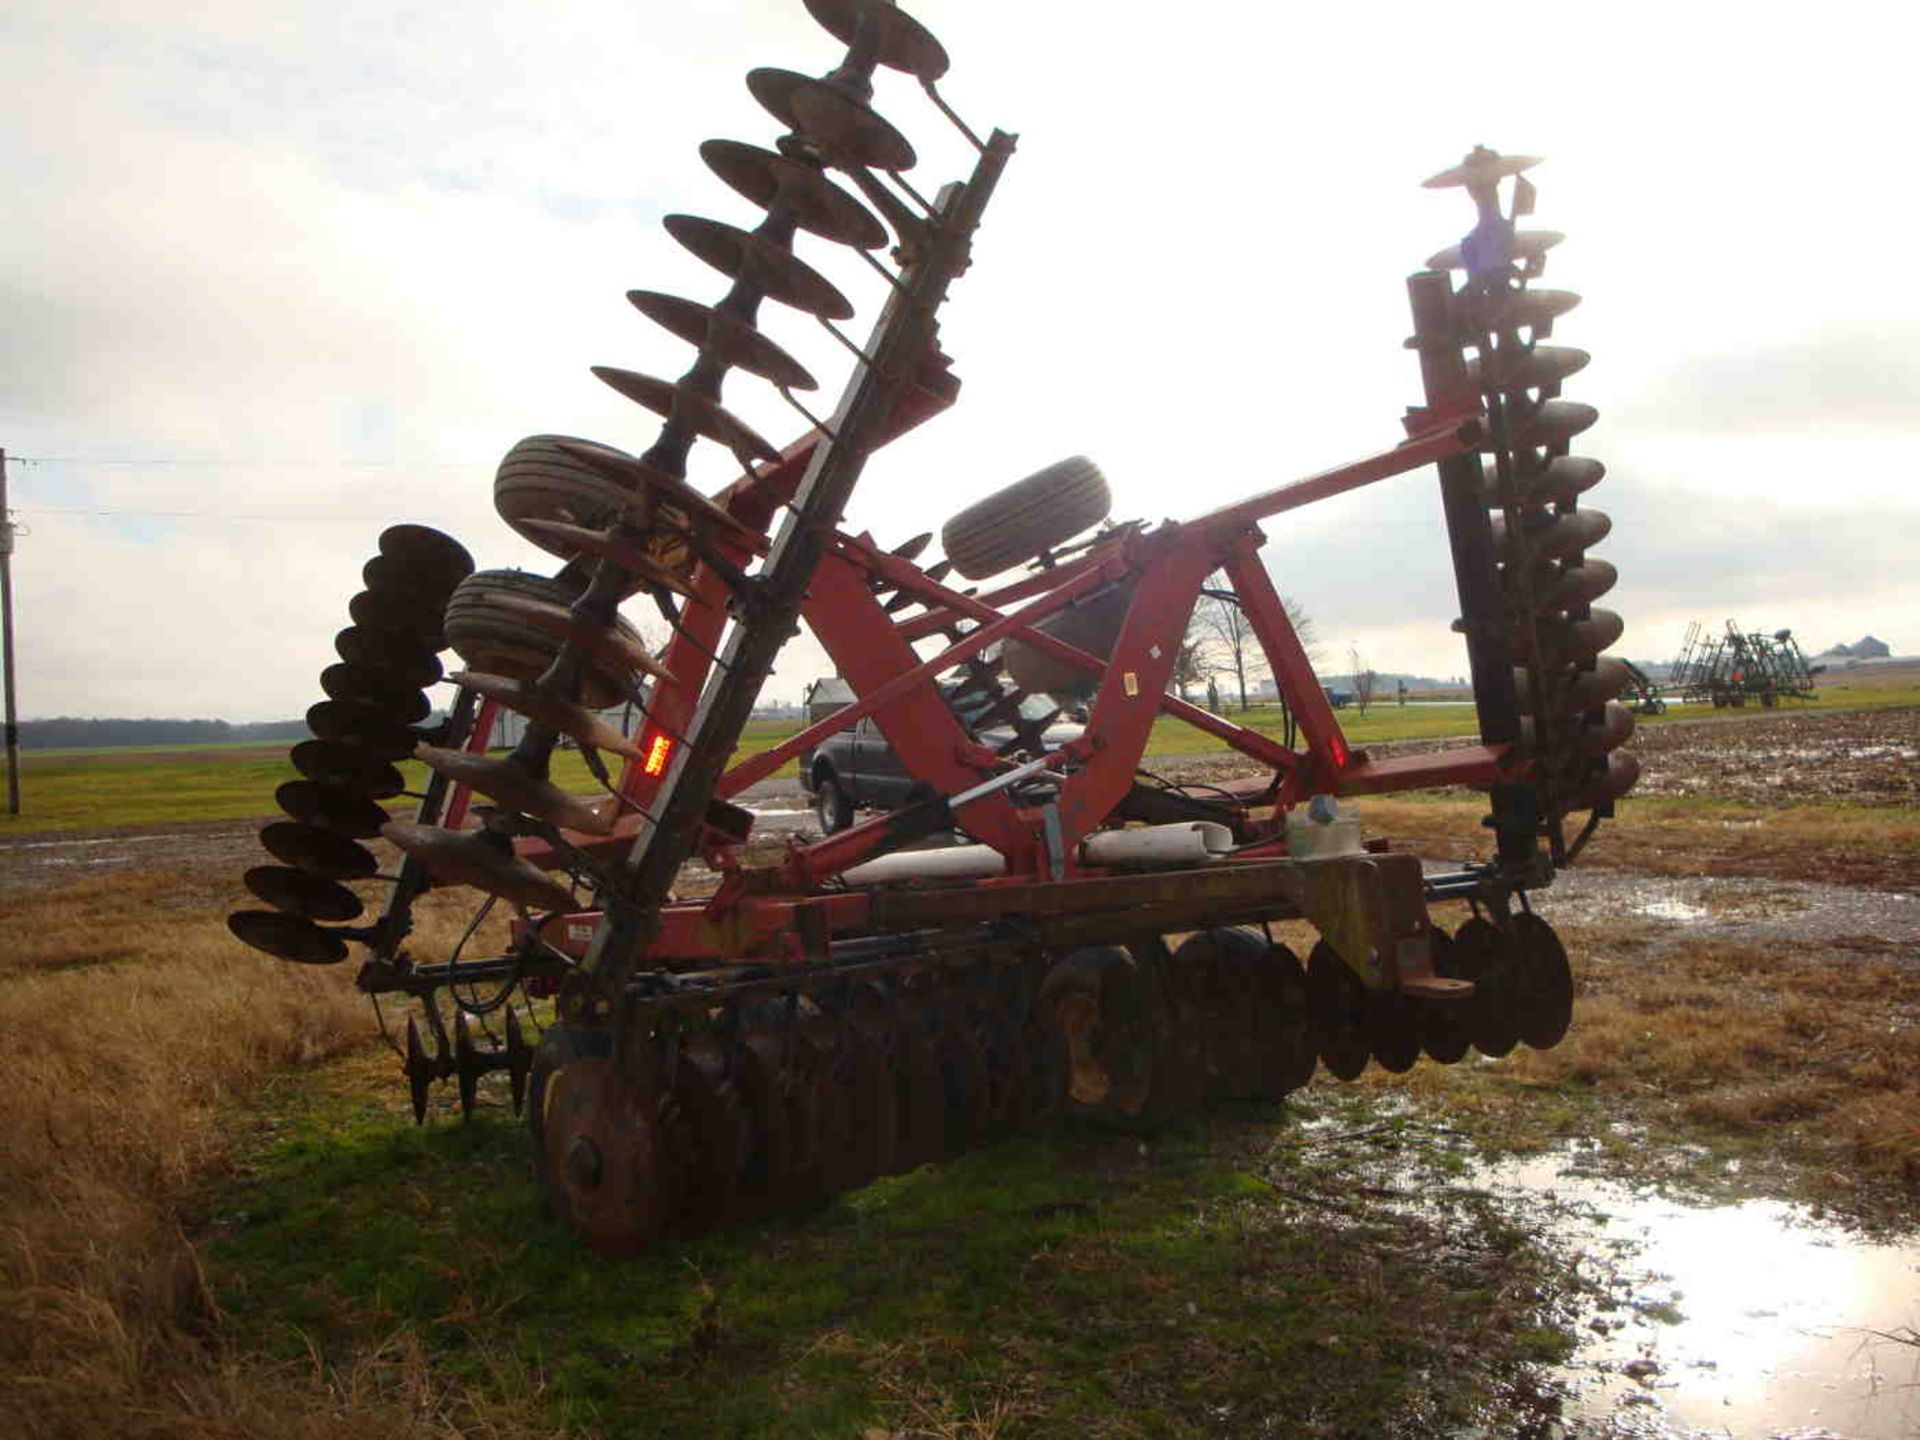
<box><xmin>0</xmin><ymin>865</ymin><xmax>550</xmax><ymax>1440</ymax></box>
<box><xmin>1371</xmin><ymin>922</ymin><xmax>1920</xmax><ymax>1216</ymax></box>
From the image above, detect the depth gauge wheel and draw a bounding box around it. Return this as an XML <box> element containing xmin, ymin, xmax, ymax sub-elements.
<box><xmin>940</xmin><ymin>456</ymin><xmax>1111</xmax><ymax>580</ymax></box>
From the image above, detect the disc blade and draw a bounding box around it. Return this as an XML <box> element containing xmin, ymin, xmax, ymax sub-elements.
<box><xmin>448</xmin><ymin>672</ymin><xmax>644</xmax><ymax>760</ymax></box>
<box><xmin>259</xmin><ymin>820</ymin><xmax>380</xmax><ymax>879</ymax></box>
<box><xmin>333</xmin><ymin>626</ymin><xmax>441</xmax><ymax>685</ymax></box>
<box><xmin>511</xmin><ymin>519</ymin><xmax>697</xmax><ymax>598</ymax></box>
<box><xmin>1509</xmin><ymin>398</ymin><xmax>1599</xmax><ymax>451</ymax></box>
<box><xmin>413</xmin><ymin>745</ymin><xmax>616</xmax><ymax>835</ymax></box>
<box><xmin>227</xmin><ymin>910</ymin><xmax>350</xmax><ymax>965</ymax></box>
<box><xmin>243</xmin><ymin>864</ymin><xmax>365</xmax><ymax>922</ymax></box>
<box><xmin>1422</xmin><ymin>151</ymin><xmax>1543</xmax><ymax>189</ymax></box>
<box><xmin>590</xmin><ymin>366</ymin><xmax>783</xmax><ymax>465</ymax></box>
<box><xmin>478</xmin><ymin>589</ymin><xmax>671</xmax><ymax>685</ymax></box>
<box><xmin>319</xmin><ymin>663</ymin><xmax>431</xmax><ymax>722</ymax></box>
<box><xmin>698</xmin><ymin>140</ymin><xmax>887</xmax><ymax>250</ymax></box>
<box><xmin>552</xmin><ymin>441</ymin><xmax>763</xmax><ymax>547</ymax></box>
<box><xmin>347</xmin><ymin>588</ymin><xmax>445</xmax><ymax>647</ymax></box>
<box><xmin>379</xmin><ymin>524</ymin><xmax>475</xmax><ymax>592</ymax></box>
<box><xmin>384</xmin><ymin>820</ymin><xmax>579</xmax><ymax>913</ymax></box>
<box><xmin>275</xmin><ymin>779</ymin><xmax>391</xmax><ymax>838</ymax></box>
<box><xmin>304</xmin><ymin>700</ymin><xmax>421</xmax><ymax>759</ymax></box>
<box><xmin>1468</xmin><ymin>345</ymin><xmax>1590</xmax><ymax>394</ymax></box>
<box><xmin>663</xmin><ymin>213</ymin><xmax>854</xmax><ymax>320</ymax></box>
<box><xmin>786</xmin><ymin>77</ymin><xmax>916</xmax><ymax>172</ymax></box>
<box><xmin>626</xmin><ymin>289</ymin><xmax>818</xmax><ymax>390</ymax></box>
<box><xmin>288</xmin><ymin>738</ymin><xmax>406</xmax><ymax>797</ymax></box>
<box><xmin>1427</xmin><ymin>229</ymin><xmax>1563</xmax><ymax>274</ymax></box>
<box><xmin>802</xmin><ymin>0</ymin><xmax>950</xmax><ymax>79</ymax></box>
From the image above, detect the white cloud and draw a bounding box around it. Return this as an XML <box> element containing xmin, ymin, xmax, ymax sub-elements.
<box><xmin>4</xmin><ymin>0</ymin><xmax>1917</xmax><ymax>721</ymax></box>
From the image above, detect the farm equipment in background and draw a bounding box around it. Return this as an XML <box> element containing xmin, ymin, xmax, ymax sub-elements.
<box><xmin>1620</xmin><ymin>658</ymin><xmax>1667</xmax><ymax>715</ymax></box>
<box><xmin>1671</xmin><ymin>619</ymin><xmax>1821</xmax><ymax>708</ymax></box>
<box><xmin>225</xmin><ymin>0</ymin><xmax>1635</xmax><ymax>1254</ymax></box>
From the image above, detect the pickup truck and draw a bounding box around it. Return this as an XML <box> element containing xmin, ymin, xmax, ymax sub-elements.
<box><xmin>801</xmin><ymin>682</ymin><xmax>1075</xmax><ymax>833</ymax></box>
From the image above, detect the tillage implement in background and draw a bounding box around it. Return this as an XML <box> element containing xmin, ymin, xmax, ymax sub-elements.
<box><xmin>1670</xmin><ymin>618</ymin><xmax>1821</xmax><ymax>708</ymax></box>
<box><xmin>227</xmin><ymin>1</ymin><xmax>1636</xmax><ymax>1253</ymax></box>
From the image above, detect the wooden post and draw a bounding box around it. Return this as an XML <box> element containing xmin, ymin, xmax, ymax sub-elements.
<box><xmin>0</xmin><ymin>449</ymin><xmax>18</xmax><ymax>815</ymax></box>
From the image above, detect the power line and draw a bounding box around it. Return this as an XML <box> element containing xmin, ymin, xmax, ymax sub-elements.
<box><xmin>9</xmin><ymin>454</ymin><xmax>490</xmax><ymax>469</ymax></box>
<box><xmin>19</xmin><ymin>506</ymin><xmax>493</xmax><ymax>523</ymax></box>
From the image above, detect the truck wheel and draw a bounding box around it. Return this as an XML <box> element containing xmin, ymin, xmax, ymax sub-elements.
<box><xmin>814</xmin><ymin>776</ymin><xmax>853</xmax><ymax>835</ymax></box>
<box><xmin>940</xmin><ymin>456</ymin><xmax>1111</xmax><ymax>581</ymax></box>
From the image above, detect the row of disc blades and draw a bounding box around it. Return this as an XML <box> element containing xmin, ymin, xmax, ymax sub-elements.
<box><xmin>535</xmin><ymin>915</ymin><xmax>1573</xmax><ymax>1253</ymax></box>
<box><xmin>1422</xmin><ymin>150</ymin><xmax>1638</xmax><ymax>820</ymax></box>
<box><xmin>226</xmin><ymin>525</ymin><xmax>474</xmax><ymax>965</ymax></box>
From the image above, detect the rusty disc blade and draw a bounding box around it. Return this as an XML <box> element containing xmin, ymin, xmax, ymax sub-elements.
<box><xmin>698</xmin><ymin>140</ymin><xmax>887</xmax><ymax>250</ymax></box>
<box><xmin>512</xmin><ymin>520</ymin><xmax>697</xmax><ymax>598</ymax></box>
<box><xmin>1541</xmin><ymin>557</ymin><xmax>1619</xmax><ymax>610</ymax></box>
<box><xmin>542</xmin><ymin>1055</ymin><xmax>670</xmax><ymax>1255</ymax></box>
<box><xmin>1539</xmin><ymin>607</ymin><xmax>1624</xmax><ymax>664</ymax></box>
<box><xmin>663</xmin><ymin>213</ymin><xmax>855</xmax><ymax>320</ymax></box>
<box><xmin>276</xmin><ymin>780</ymin><xmax>391</xmax><ymax>838</ymax></box>
<box><xmin>626</xmin><ymin>289</ymin><xmax>818</xmax><ymax>390</ymax></box>
<box><xmin>670</xmin><ymin>1044</ymin><xmax>749</xmax><ymax>1230</ymax></box>
<box><xmin>590</xmin><ymin>366</ymin><xmax>783</xmax><ymax>465</ymax></box>
<box><xmin>379</xmin><ymin>523</ymin><xmax>475</xmax><ymax>592</ymax></box>
<box><xmin>243</xmin><ymin>864</ymin><xmax>365</xmax><ymax>922</ymax></box>
<box><xmin>361</xmin><ymin>553</ymin><xmax>458</xmax><ymax>606</ymax></box>
<box><xmin>1509</xmin><ymin>398</ymin><xmax>1600</xmax><ymax>452</ymax></box>
<box><xmin>305</xmin><ymin>700</ymin><xmax>421</xmax><ymax>759</ymax></box>
<box><xmin>1559</xmin><ymin>749</ymin><xmax>1640</xmax><ymax>813</ymax></box>
<box><xmin>1468</xmin><ymin>344</ymin><xmax>1590</xmax><ymax>394</ymax></box>
<box><xmin>347</xmin><ymin>588</ymin><xmax>445</xmax><ymax>647</ymax></box>
<box><xmin>382</xmin><ymin>820</ymin><xmax>579</xmax><ymax>911</ymax></box>
<box><xmin>1491</xmin><ymin>454</ymin><xmax>1605</xmax><ymax>509</ymax></box>
<box><xmin>227</xmin><ymin>909</ymin><xmax>350</xmax><ymax>965</ymax></box>
<box><xmin>319</xmin><ymin>663</ymin><xmax>431</xmax><ymax>722</ymax></box>
<box><xmin>1426</xmin><ymin>229</ymin><xmax>1564</xmax><ymax>272</ymax></box>
<box><xmin>1422</xmin><ymin>151</ymin><xmax>1543</xmax><ymax>189</ymax></box>
<box><xmin>889</xmin><ymin>531</ymin><xmax>932</xmax><ymax>562</ymax></box>
<box><xmin>447</xmin><ymin>672</ymin><xmax>643</xmax><ymax>760</ymax></box>
<box><xmin>478</xmin><ymin>590</ymin><xmax>668</xmax><ymax>687</ymax></box>
<box><xmin>289</xmin><ymin>738</ymin><xmax>405</xmax><ymax>798</ymax></box>
<box><xmin>803</xmin><ymin>0</ymin><xmax>950</xmax><ymax>79</ymax></box>
<box><xmin>786</xmin><ymin>77</ymin><xmax>916</xmax><ymax>172</ymax></box>
<box><xmin>1479</xmin><ymin>287</ymin><xmax>1582</xmax><ymax>331</ymax></box>
<box><xmin>1577</xmin><ymin>700</ymin><xmax>1636</xmax><ymax>756</ymax></box>
<box><xmin>259</xmin><ymin>820</ymin><xmax>380</xmax><ymax>879</ymax></box>
<box><xmin>1496</xmin><ymin>506</ymin><xmax>1611</xmax><ymax>561</ymax></box>
<box><xmin>413</xmin><ymin>745</ymin><xmax>615</xmax><ymax>835</ymax></box>
<box><xmin>553</xmin><ymin>441</ymin><xmax>762</xmax><ymax>547</ymax></box>
<box><xmin>333</xmin><ymin>626</ymin><xmax>441</xmax><ymax>685</ymax></box>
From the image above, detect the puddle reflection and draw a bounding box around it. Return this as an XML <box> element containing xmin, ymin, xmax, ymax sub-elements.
<box><xmin>1483</xmin><ymin>1152</ymin><xmax>1920</xmax><ymax>1438</ymax></box>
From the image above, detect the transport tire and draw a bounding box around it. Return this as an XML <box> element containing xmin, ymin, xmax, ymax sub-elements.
<box><xmin>940</xmin><ymin>456</ymin><xmax>1111</xmax><ymax>580</ymax></box>
<box><xmin>443</xmin><ymin>567</ymin><xmax>646</xmax><ymax>711</ymax></box>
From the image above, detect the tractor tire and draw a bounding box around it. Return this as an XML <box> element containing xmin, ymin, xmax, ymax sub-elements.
<box><xmin>940</xmin><ymin>456</ymin><xmax>1111</xmax><ymax>581</ymax></box>
<box><xmin>494</xmin><ymin>434</ymin><xmax>637</xmax><ymax>555</ymax></box>
<box><xmin>443</xmin><ymin>568</ymin><xmax>647</xmax><ymax>711</ymax></box>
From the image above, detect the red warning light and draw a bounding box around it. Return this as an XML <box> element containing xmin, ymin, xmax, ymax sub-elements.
<box><xmin>641</xmin><ymin>731</ymin><xmax>674</xmax><ymax>778</ymax></box>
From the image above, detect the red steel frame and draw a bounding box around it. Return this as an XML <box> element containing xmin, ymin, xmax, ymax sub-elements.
<box><xmin>456</xmin><ymin>378</ymin><xmax>1514</xmax><ymax>966</ymax></box>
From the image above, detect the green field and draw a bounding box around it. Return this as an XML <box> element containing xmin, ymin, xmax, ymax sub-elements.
<box><xmin>8</xmin><ymin>675</ymin><xmax>1919</xmax><ymax>835</ymax></box>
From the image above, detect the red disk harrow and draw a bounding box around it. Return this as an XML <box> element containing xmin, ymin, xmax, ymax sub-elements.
<box><xmin>227</xmin><ymin>1</ymin><xmax>1635</xmax><ymax>1254</ymax></box>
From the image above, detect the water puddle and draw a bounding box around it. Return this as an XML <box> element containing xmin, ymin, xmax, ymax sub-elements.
<box><xmin>1632</xmin><ymin>896</ymin><xmax>1711</xmax><ymax>923</ymax></box>
<box><xmin>1484</xmin><ymin>1149</ymin><xmax>1920</xmax><ymax>1438</ymax></box>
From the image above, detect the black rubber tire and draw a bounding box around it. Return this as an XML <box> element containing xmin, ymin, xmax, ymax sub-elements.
<box><xmin>940</xmin><ymin>456</ymin><xmax>1111</xmax><ymax>581</ymax></box>
<box><xmin>443</xmin><ymin>568</ymin><xmax>646</xmax><ymax>712</ymax></box>
<box><xmin>494</xmin><ymin>434</ymin><xmax>637</xmax><ymax>557</ymax></box>
<box><xmin>813</xmin><ymin>774</ymin><xmax>853</xmax><ymax>834</ymax></box>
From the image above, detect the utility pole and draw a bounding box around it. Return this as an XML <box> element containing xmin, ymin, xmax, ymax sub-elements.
<box><xmin>1</xmin><ymin>449</ymin><xmax>18</xmax><ymax>815</ymax></box>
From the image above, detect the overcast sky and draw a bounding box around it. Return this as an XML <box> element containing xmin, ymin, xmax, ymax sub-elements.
<box><xmin>4</xmin><ymin>0</ymin><xmax>1915</xmax><ymax>719</ymax></box>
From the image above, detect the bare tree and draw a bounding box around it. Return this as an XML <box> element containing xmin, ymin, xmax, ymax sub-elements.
<box><xmin>1348</xmin><ymin>642</ymin><xmax>1378</xmax><ymax>717</ymax></box>
<box><xmin>1171</xmin><ymin>635</ymin><xmax>1208</xmax><ymax>702</ymax></box>
<box><xmin>1191</xmin><ymin>574</ymin><xmax>1317</xmax><ymax>710</ymax></box>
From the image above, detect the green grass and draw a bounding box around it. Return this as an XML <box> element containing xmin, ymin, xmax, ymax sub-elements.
<box><xmin>10</xmin><ymin>681</ymin><xmax>1915</xmax><ymax>836</ymax></box>
<box><xmin>203</xmin><ymin>1060</ymin><xmax>1578</xmax><ymax>1438</ymax></box>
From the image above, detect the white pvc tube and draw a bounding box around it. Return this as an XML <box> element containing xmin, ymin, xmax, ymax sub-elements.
<box><xmin>1080</xmin><ymin>822</ymin><xmax>1233</xmax><ymax>869</ymax></box>
<box><xmin>841</xmin><ymin>844</ymin><xmax>1009</xmax><ymax>887</ymax></box>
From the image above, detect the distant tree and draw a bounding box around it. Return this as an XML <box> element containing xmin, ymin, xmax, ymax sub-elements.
<box><xmin>1171</xmin><ymin>636</ymin><xmax>1208</xmax><ymax>702</ymax></box>
<box><xmin>1191</xmin><ymin>573</ymin><xmax>1316</xmax><ymax>710</ymax></box>
<box><xmin>1349</xmin><ymin>643</ymin><xmax>1378</xmax><ymax>716</ymax></box>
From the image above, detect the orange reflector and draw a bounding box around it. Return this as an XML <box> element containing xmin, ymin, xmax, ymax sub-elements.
<box><xmin>641</xmin><ymin>731</ymin><xmax>674</xmax><ymax>778</ymax></box>
<box><xmin>1330</xmin><ymin>734</ymin><xmax>1350</xmax><ymax>769</ymax></box>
